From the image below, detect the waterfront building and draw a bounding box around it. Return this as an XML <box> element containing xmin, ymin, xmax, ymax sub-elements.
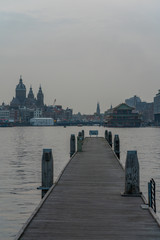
<box><xmin>154</xmin><ymin>90</ymin><xmax>160</xmax><ymax>125</ymax></box>
<box><xmin>10</xmin><ymin>76</ymin><xmax>44</xmax><ymax>109</ymax></box>
<box><xmin>125</xmin><ymin>95</ymin><xmax>141</xmax><ymax>108</ymax></box>
<box><xmin>65</xmin><ymin>108</ymin><xmax>73</xmax><ymax>121</ymax></box>
<box><xmin>30</xmin><ymin>118</ymin><xmax>54</xmax><ymax>126</ymax></box>
<box><xmin>105</xmin><ymin>103</ymin><xmax>141</xmax><ymax>127</ymax></box>
<box><xmin>19</xmin><ymin>107</ymin><xmax>34</xmax><ymax>123</ymax></box>
<box><xmin>10</xmin><ymin>109</ymin><xmax>20</xmax><ymax>122</ymax></box>
<box><xmin>34</xmin><ymin>108</ymin><xmax>43</xmax><ymax>118</ymax></box>
<box><xmin>0</xmin><ymin>110</ymin><xmax>10</xmax><ymax>120</ymax></box>
<box><xmin>125</xmin><ymin>95</ymin><xmax>154</xmax><ymax>124</ymax></box>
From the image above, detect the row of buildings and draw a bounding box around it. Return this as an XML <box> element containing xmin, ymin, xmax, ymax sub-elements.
<box><xmin>1</xmin><ymin>76</ymin><xmax>160</xmax><ymax>127</ymax></box>
<box><xmin>103</xmin><ymin>91</ymin><xmax>160</xmax><ymax>127</ymax></box>
<box><xmin>0</xmin><ymin>77</ymin><xmax>73</xmax><ymax>126</ymax></box>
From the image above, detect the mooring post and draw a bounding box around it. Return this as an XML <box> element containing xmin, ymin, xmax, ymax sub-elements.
<box><xmin>114</xmin><ymin>134</ymin><xmax>120</xmax><ymax>159</ymax></box>
<box><xmin>108</xmin><ymin>131</ymin><xmax>112</xmax><ymax>147</ymax></box>
<box><xmin>105</xmin><ymin>130</ymin><xmax>108</xmax><ymax>142</ymax></box>
<box><xmin>124</xmin><ymin>151</ymin><xmax>140</xmax><ymax>195</ymax></box>
<box><xmin>78</xmin><ymin>131</ymin><xmax>84</xmax><ymax>144</ymax></box>
<box><xmin>70</xmin><ymin>134</ymin><xmax>75</xmax><ymax>157</ymax></box>
<box><xmin>41</xmin><ymin>149</ymin><xmax>53</xmax><ymax>198</ymax></box>
<box><xmin>77</xmin><ymin>135</ymin><xmax>82</xmax><ymax>152</ymax></box>
<box><xmin>82</xmin><ymin>130</ymin><xmax>85</xmax><ymax>141</ymax></box>
<box><xmin>78</xmin><ymin>131</ymin><xmax>82</xmax><ymax>137</ymax></box>
<box><xmin>148</xmin><ymin>181</ymin><xmax>152</xmax><ymax>207</ymax></box>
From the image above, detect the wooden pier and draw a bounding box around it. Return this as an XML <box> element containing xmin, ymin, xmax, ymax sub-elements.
<box><xmin>16</xmin><ymin>137</ymin><xmax>160</xmax><ymax>239</ymax></box>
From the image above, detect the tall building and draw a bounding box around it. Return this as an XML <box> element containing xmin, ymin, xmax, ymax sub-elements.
<box><xmin>125</xmin><ymin>95</ymin><xmax>154</xmax><ymax>123</ymax></box>
<box><xmin>125</xmin><ymin>95</ymin><xmax>141</xmax><ymax>107</ymax></box>
<box><xmin>28</xmin><ymin>86</ymin><xmax>34</xmax><ymax>100</ymax></box>
<box><xmin>37</xmin><ymin>86</ymin><xmax>44</xmax><ymax>107</ymax></box>
<box><xmin>10</xmin><ymin>77</ymin><xmax>44</xmax><ymax>109</ymax></box>
<box><xmin>96</xmin><ymin>102</ymin><xmax>100</xmax><ymax>115</ymax></box>
<box><xmin>26</xmin><ymin>86</ymin><xmax>36</xmax><ymax>107</ymax></box>
<box><xmin>154</xmin><ymin>90</ymin><xmax>160</xmax><ymax>124</ymax></box>
<box><xmin>15</xmin><ymin>76</ymin><xmax>26</xmax><ymax>105</ymax></box>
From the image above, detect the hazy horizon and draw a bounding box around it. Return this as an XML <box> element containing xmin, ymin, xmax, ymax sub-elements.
<box><xmin>1</xmin><ymin>0</ymin><xmax>160</xmax><ymax>114</ymax></box>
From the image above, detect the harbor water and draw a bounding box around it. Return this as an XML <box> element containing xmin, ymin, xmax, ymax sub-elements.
<box><xmin>1</xmin><ymin>126</ymin><xmax>160</xmax><ymax>240</ymax></box>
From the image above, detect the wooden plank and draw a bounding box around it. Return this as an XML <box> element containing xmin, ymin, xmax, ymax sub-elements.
<box><xmin>18</xmin><ymin>137</ymin><xmax>160</xmax><ymax>240</ymax></box>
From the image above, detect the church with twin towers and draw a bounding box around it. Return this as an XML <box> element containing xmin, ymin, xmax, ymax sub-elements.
<box><xmin>10</xmin><ymin>76</ymin><xmax>44</xmax><ymax>108</ymax></box>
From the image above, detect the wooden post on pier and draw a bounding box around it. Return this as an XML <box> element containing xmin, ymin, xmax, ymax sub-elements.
<box><xmin>70</xmin><ymin>134</ymin><xmax>76</xmax><ymax>157</ymax></box>
<box><xmin>105</xmin><ymin>130</ymin><xmax>108</xmax><ymax>142</ymax></box>
<box><xmin>78</xmin><ymin>131</ymin><xmax>82</xmax><ymax>138</ymax></box>
<box><xmin>108</xmin><ymin>131</ymin><xmax>112</xmax><ymax>147</ymax></box>
<box><xmin>77</xmin><ymin>136</ymin><xmax>82</xmax><ymax>152</ymax></box>
<box><xmin>114</xmin><ymin>134</ymin><xmax>120</xmax><ymax>159</ymax></box>
<box><xmin>41</xmin><ymin>149</ymin><xmax>53</xmax><ymax>198</ymax></box>
<box><xmin>124</xmin><ymin>151</ymin><xmax>140</xmax><ymax>195</ymax></box>
<box><xmin>82</xmin><ymin>130</ymin><xmax>85</xmax><ymax>141</ymax></box>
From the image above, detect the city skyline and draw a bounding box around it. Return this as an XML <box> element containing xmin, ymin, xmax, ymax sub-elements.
<box><xmin>0</xmin><ymin>75</ymin><xmax>157</xmax><ymax>115</ymax></box>
<box><xmin>1</xmin><ymin>0</ymin><xmax>160</xmax><ymax>113</ymax></box>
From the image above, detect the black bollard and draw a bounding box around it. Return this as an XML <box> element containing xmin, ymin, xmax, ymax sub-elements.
<box><xmin>70</xmin><ymin>134</ymin><xmax>76</xmax><ymax>157</ymax></box>
<box><xmin>82</xmin><ymin>130</ymin><xmax>85</xmax><ymax>141</ymax></box>
<box><xmin>78</xmin><ymin>131</ymin><xmax>82</xmax><ymax>137</ymax></box>
<box><xmin>114</xmin><ymin>134</ymin><xmax>120</xmax><ymax>159</ymax></box>
<box><xmin>108</xmin><ymin>131</ymin><xmax>112</xmax><ymax>147</ymax></box>
<box><xmin>41</xmin><ymin>149</ymin><xmax>53</xmax><ymax>198</ymax></box>
<box><xmin>124</xmin><ymin>151</ymin><xmax>140</xmax><ymax>195</ymax></box>
<box><xmin>105</xmin><ymin>130</ymin><xmax>108</xmax><ymax>142</ymax></box>
<box><xmin>77</xmin><ymin>136</ymin><xmax>82</xmax><ymax>152</ymax></box>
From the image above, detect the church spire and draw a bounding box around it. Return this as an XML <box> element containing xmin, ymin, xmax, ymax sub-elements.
<box><xmin>37</xmin><ymin>85</ymin><xmax>44</xmax><ymax>107</ymax></box>
<box><xmin>96</xmin><ymin>102</ymin><xmax>100</xmax><ymax>115</ymax></box>
<box><xmin>28</xmin><ymin>85</ymin><xmax>34</xmax><ymax>99</ymax></box>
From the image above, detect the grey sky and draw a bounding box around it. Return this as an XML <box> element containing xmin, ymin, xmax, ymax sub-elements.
<box><xmin>1</xmin><ymin>0</ymin><xmax>160</xmax><ymax>113</ymax></box>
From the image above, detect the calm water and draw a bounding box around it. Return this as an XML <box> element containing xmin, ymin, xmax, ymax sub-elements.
<box><xmin>1</xmin><ymin>126</ymin><xmax>160</xmax><ymax>239</ymax></box>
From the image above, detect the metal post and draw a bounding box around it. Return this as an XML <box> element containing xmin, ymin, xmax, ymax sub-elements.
<box><xmin>153</xmin><ymin>179</ymin><xmax>156</xmax><ymax>212</ymax></box>
<box><xmin>114</xmin><ymin>134</ymin><xmax>120</xmax><ymax>159</ymax></box>
<box><xmin>148</xmin><ymin>179</ymin><xmax>156</xmax><ymax>212</ymax></box>
<box><xmin>124</xmin><ymin>151</ymin><xmax>140</xmax><ymax>195</ymax></box>
<box><xmin>105</xmin><ymin>130</ymin><xmax>108</xmax><ymax>141</ymax></box>
<box><xmin>148</xmin><ymin>182</ymin><xmax>152</xmax><ymax>207</ymax></box>
<box><xmin>77</xmin><ymin>136</ymin><xmax>82</xmax><ymax>152</ymax></box>
<box><xmin>41</xmin><ymin>149</ymin><xmax>53</xmax><ymax>198</ymax></box>
<box><xmin>70</xmin><ymin>134</ymin><xmax>75</xmax><ymax>157</ymax></box>
<box><xmin>108</xmin><ymin>131</ymin><xmax>112</xmax><ymax>147</ymax></box>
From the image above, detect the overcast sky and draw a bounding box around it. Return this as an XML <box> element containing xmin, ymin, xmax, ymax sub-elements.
<box><xmin>1</xmin><ymin>0</ymin><xmax>160</xmax><ymax>113</ymax></box>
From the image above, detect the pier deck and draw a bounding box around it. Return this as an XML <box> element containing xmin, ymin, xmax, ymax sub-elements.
<box><xmin>18</xmin><ymin>137</ymin><xmax>160</xmax><ymax>239</ymax></box>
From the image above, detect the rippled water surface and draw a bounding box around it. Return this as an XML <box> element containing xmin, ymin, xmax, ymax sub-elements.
<box><xmin>1</xmin><ymin>126</ymin><xmax>160</xmax><ymax>239</ymax></box>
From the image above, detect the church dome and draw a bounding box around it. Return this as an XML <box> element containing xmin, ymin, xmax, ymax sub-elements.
<box><xmin>16</xmin><ymin>76</ymin><xmax>26</xmax><ymax>90</ymax></box>
<box><xmin>15</xmin><ymin>76</ymin><xmax>26</xmax><ymax>105</ymax></box>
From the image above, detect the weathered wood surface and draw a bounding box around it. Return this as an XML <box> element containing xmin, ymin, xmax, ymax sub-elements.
<box><xmin>19</xmin><ymin>137</ymin><xmax>160</xmax><ymax>239</ymax></box>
